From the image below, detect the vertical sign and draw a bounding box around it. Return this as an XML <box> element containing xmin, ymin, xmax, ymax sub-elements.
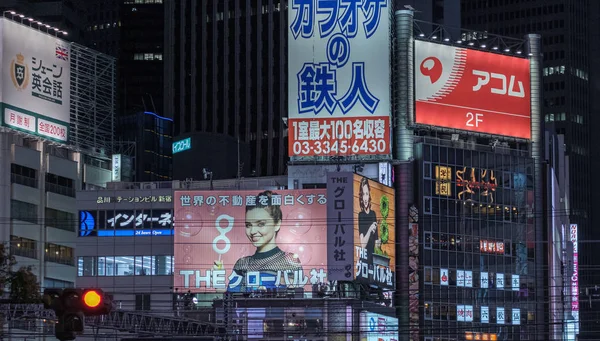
<box><xmin>1</xmin><ymin>18</ymin><xmax>71</xmax><ymax>142</ymax></box>
<box><xmin>457</xmin><ymin>270</ymin><xmax>465</xmax><ymax>287</ymax></box>
<box><xmin>408</xmin><ymin>205</ymin><xmax>419</xmax><ymax>341</ymax></box>
<box><xmin>497</xmin><ymin>307</ymin><xmax>505</xmax><ymax>324</ymax></box>
<box><xmin>512</xmin><ymin>308</ymin><xmax>521</xmax><ymax>325</ymax></box>
<box><xmin>481</xmin><ymin>306</ymin><xmax>489</xmax><ymax>323</ymax></box>
<box><xmin>465</xmin><ymin>270</ymin><xmax>473</xmax><ymax>287</ymax></box>
<box><xmin>112</xmin><ymin>154</ymin><xmax>122</xmax><ymax>181</ymax></box>
<box><xmin>496</xmin><ymin>273</ymin><xmax>504</xmax><ymax>289</ymax></box>
<box><xmin>327</xmin><ymin>172</ymin><xmax>354</xmax><ymax>280</ymax></box>
<box><xmin>440</xmin><ymin>268</ymin><xmax>449</xmax><ymax>286</ymax></box>
<box><xmin>434</xmin><ymin>165</ymin><xmax>452</xmax><ymax>196</ymax></box>
<box><xmin>464</xmin><ymin>305</ymin><xmax>474</xmax><ymax>322</ymax></box>
<box><xmin>288</xmin><ymin>1</ymin><xmax>391</xmax><ymax>157</ymax></box>
<box><xmin>512</xmin><ymin>274</ymin><xmax>520</xmax><ymax>291</ymax></box>
<box><xmin>457</xmin><ymin>305</ymin><xmax>465</xmax><ymax>322</ymax></box>
<box><xmin>570</xmin><ymin>224</ymin><xmax>579</xmax><ymax>321</ymax></box>
<box><xmin>481</xmin><ymin>272</ymin><xmax>489</xmax><ymax>288</ymax></box>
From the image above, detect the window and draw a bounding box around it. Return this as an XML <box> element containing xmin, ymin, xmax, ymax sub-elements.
<box><xmin>45</xmin><ymin>243</ymin><xmax>74</xmax><ymax>266</ymax></box>
<box><xmin>45</xmin><ymin>208</ymin><xmax>76</xmax><ymax>232</ymax></box>
<box><xmin>44</xmin><ymin>278</ymin><xmax>74</xmax><ymax>289</ymax></box>
<box><xmin>135</xmin><ymin>294</ymin><xmax>151</xmax><ymax>311</ymax></box>
<box><xmin>133</xmin><ymin>53</ymin><xmax>163</xmax><ymax>61</ymax></box>
<box><xmin>11</xmin><ymin>200</ymin><xmax>38</xmax><ymax>224</ymax></box>
<box><xmin>78</xmin><ymin>256</ymin><xmax>173</xmax><ymax>276</ymax></box>
<box><xmin>11</xmin><ymin>164</ymin><xmax>37</xmax><ymax>188</ymax></box>
<box><xmin>10</xmin><ymin>236</ymin><xmax>37</xmax><ymax>259</ymax></box>
<box><xmin>45</xmin><ymin>173</ymin><xmax>75</xmax><ymax>197</ymax></box>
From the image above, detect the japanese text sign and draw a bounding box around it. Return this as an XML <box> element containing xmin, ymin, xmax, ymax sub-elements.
<box><xmin>415</xmin><ymin>40</ymin><xmax>531</xmax><ymax>139</ymax></box>
<box><xmin>360</xmin><ymin>312</ymin><xmax>398</xmax><ymax>341</ymax></box>
<box><xmin>570</xmin><ymin>224</ymin><xmax>579</xmax><ymax>317</ymax></box>
<box><xmin>288</xmin><ymin>0</ymin><xmax>391</xmax><ymax>157</ymax></box>
<box><xmin>174</xmin><ymin>189</ymin><xmax>328</xmax><ymax>293</ymax></box>
<box><xmin>353</xmin><ymin>174</ymin><xmax>395</xmax><ymax>289</ymax></box>
<box><xmin>327</xmin><ymin>172</ymin><xmax>354</xmax><ymax>281</ymax></box>
<box><xmin>0</xmin><ymin>18</ymin><xmax>71</xmax><ymax>141</ymax></box>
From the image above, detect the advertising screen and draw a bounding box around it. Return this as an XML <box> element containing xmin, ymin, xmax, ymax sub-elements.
<box><xmin>0</xmin><ymin>18</ymin><xmax>71</xmax><ymax>142</ymax></box>
<box><xmin>360</xmin><ymin>312</ymin><xmax>398</xmax><ymax>341</ymax></box>
<box><xmin>415</xmin><ymin>40</ymin><xmax>531</xmax><ymax>139</ymax></box>
<box><xmin>79</xmin><ymin>209</ymin><xmax>173</xmax><ymax>237</ymax></box>
<box><xmin>174</xmin><ymin>190</ymin><xmax>328</xmax><ymax>293</ymax></box>
<box><xmin>353</xmin><ymin>175</ymin><xmax>395</xmax><ymax>290</ymax></box>
<box><xmin>287</xmin><ymin>1</ymin><xmax>391</xmax><ymax>157</ymax></box>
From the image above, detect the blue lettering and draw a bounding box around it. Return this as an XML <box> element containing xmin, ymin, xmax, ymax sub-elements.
<box><xmin>326</xmin><ymin>33</ymin><xmax>350</xmax><ymax>67</ymax></box>
<box><xmin>338</xmin><ymin>0</ymin><xmax>362</xmax><ymax>38</ymax></box>
<box><xmin>290</xmin><ymin>0</ymin><xmax>315</xmax><ymax>39</ymax></box>
<box><xmin>362</xmin><ymin>0</ymin><xmax>387</xmax><ymax>38</ymax></box>
<box><xmin>316</xmin><ymin>0</ymin><xmax>339</xmax><ymax>38</ymax></box>
<box><xmin>298</xmin><ymin>63</ymin><xmax>338</xmax><ymax>114</ymax></box>
<box><xmin>339</xmin><ymin>62</ymin><xmax>379</xmax><ymax>114</ymax></box>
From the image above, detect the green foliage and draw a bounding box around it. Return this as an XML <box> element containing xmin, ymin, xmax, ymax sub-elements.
<box><xmin>380</xmin><ymin>220</ymin><xmax>389</xmax><ymax>245</ymax></box>
<box><xmin>0</xmin><ymin>244</ymin><xmax>41</xmax><ymax>303</ymax></box>
<box><xmin>379</xmin><ymin>195</ymin><xmax>390</xmax><ymax>245</ymax></box>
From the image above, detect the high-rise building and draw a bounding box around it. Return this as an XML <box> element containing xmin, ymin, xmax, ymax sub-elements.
<box><xmin>164</xmin><ymin>1</ymin><xmax>287</xmax><ymax>177</ymax></box>
<box><xmin>459</xmin><ymin>1</ymin><xmax>594</xmax><ymax>337</ymax></box>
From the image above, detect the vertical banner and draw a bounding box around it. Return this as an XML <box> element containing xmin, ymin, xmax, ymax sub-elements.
<box><xmin>570</xmin><ymin>224</ymin><xmax>579</xmax><ymax>323</ymax></box>
<box><xmin>287</xmin><ymin>1</ymin><xmax>391</xmax><ymax>157</ymax></box>
<box><xmin>408</xmin><ymin>206</ymin><xmax>419</xmax><ymax>341</ymax></box>
<box><xmin>327</xmin><ymin>172</ymin><xmax>354</xmax><ymax>280</ymax></box>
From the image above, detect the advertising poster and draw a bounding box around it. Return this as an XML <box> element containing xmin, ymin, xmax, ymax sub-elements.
<box><xmin>408</xmin><ymin>205</ymin><xmax>419</xmax><ymax>341</ymax></box>
<box><xmin>360</xmin><ymin>312</ymin><xmax>398</xmax><ymax>341</ymax></box>
<box><xmin>0</xmin><ymin>18</ymin><xmax>71</xmax><ymax>142</ymax></box>
<box><xmin>415</xmin><ymin>40</ymin><xmax>531</xmax><ymax>139</ymax></box>
<box><xmin>287</xmin><ymin>1</ymin><xmax>391</xmax><ymax>157</ymax></box>
<box><xmin>353</xmin><ymin>175</ymin><xmax>395</xmax><ymax>290</ymax></box>
<box><xmin>174</xmin><ymin>190</ymin><xmax>328</xmax><ymax>293</ymax></box>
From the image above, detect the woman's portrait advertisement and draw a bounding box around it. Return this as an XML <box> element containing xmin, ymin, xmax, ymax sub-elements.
<box><xmin>353</xmin><ymin>175</ymin><xmax>396</xmax><ymax>289</ymax></box>
<box><xmin>174</xmin><ymin>189</ymin><xmax>328</xmax><ymax>293</ymax></box>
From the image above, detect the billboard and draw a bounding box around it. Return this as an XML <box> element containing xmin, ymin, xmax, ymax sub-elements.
<box><xmin>415</xmin><ymin>40</ymin><xmax>531</xmax><ymax>139</ymax></box>
<box><xmin>570</xmin><ymin>224</ymin><xmax>579</xmax><ymax>324</ymax></box>
<box><xmin>174</xmin><ymin>190</ymin><xmax>328</xmax><ymax>293</ymax></box>
<box><xmin>287</xmin><ymin>1</ymin><xmax>391</xmax><ymax>157</ymax></box>
<box><xmin>0</xmin><ymin>18</ymin><xmax>71</xmax><ymax>142</ymax></box>
<box><xmin>360</xmin><ymin>312</ymin><xmax>398</xmax><ymax>341</ymax></box>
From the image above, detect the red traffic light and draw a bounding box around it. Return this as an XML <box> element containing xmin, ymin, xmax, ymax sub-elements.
<box><xmin>83</xmin><ymin>290</ymin><xmax>102</xmax><ymax>308</ymax></box>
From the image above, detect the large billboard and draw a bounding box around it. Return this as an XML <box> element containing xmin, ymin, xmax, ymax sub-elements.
<box><xmin>287</xmin><ymin>1</ymin><xmax>391</xmax><ymax>157</ymax></box>
<box><xmin>360</xmin><ymin>312</ymin><xmax>398</xmax><ymax>341</ymax></box>
<box><xmin>327</xmin><ymin>173</ymin><xmax>395</xmax><ymax>290</ymax></box>
<box><xmin>415</xmin><ymin>40</ymin><xmax>531</xmax><ymax>139</ymax></box>
<box><xmin>0</xmin><ymin>18</ymin><xmax>71</xmax><ymax>142</ymax></box>
<box><xmin>174</xmin><ymin>190</ymin><xmax>328</xmax><ymax>293</ymax></box>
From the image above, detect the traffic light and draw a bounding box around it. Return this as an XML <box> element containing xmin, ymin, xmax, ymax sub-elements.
<box><xmin>43</xmin><ymin>288</ymin><xmax>113</xmax><ymax>341</ymax></box>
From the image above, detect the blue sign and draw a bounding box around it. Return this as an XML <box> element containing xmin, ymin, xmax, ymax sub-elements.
<box><xmin>79</xmin><ymin>210</ymin><xmax>173</xmax><ymax>237</ymax></box>
<box><xmin>172</xmin><ymin>137</ymin><xmax>191</xmax><ymax>154</ymax></box>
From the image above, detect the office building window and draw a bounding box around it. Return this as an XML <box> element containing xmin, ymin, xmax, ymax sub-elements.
<box><xmin>10</xmin><ymin>236</ymin><xmax>37</xmax><ymax>259</ymax></box>
<box><xmin>44</xmin><ymin>278</ymin><xmax>74</xmax><ymax>289</ymax></box>
<box><xmin>45</xmin><ymin>173</ymin><xmax>75</xmax><ymax>197</ymax></box>
<box><xmin>78</xmin><ymin>256</ymin><xmax>173</xmax><ymax>276</ymax></box>
<box><xmin>45</xmin><ymin>208</ymin><xmax>76</xmax><ymax>232</ymax></box>
<box><xmin>11</xmin><ymin>164</ymin><xmax>37</xmax><ymax>188</ymax></box>
<box><xmin>11</xmin><ymin>200</ymin><xmax>38</xmax><ymax>224</ymax></box>
<box><xmin>45</xmin><ymin>243</ymin><xmax>74</xmax><ymax>266</ymax></box>
<box><xmin>133</xmin><ymin>53</ymin><xmax>163</xmax><ymax>61</ymax></box>
<box><xmin>135</xmin><ymin>294</ymin><xmax>151</xmax><ymax>311</ymax></box>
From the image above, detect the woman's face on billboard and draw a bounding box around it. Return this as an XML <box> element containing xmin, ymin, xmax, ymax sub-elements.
<box><xmin>245</xmin><ymin>208</ymin><xmax>281</xmax><ymax>252</ymax></box>
<box><xmin>361</xmin><ymin>184</ymin><xmax>370</xmax><ymax>211</ymax></box>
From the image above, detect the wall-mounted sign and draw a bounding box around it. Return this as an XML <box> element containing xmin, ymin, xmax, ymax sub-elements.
<box><xmin>79</xmin><ymin>210</ymin><xmax>173</xmax><ymax>237</ymax></box>
<box><xmin>112</xmin><ymin>154</ymin><xmax>121</xmax><ymax>181</ymax></box>
<box><xmin>496</xmin><ymin>273</ymin><xmax>505</xmax><ymax>289</ymax></box>
<box><xmin>456</xmin><ymin>167</ymin><xmax>498</xmax><ymax>202</ymax></box>
<box><xmin>172</xmin><ymin>137</ymin><xmax>191</xmax><ymax>154</ymax></box>
<box><xmin>440</xmin><ymin>268</ymin><xmax>449</xmax><ymax>286</ymax></box>
<box><xmin>570</xmin><ymin>224</ymin><xmax>579</xmax><ymax>321</ymax></box>
<box><xmin>434</xmin><ymin>165</ymin><xmax>452</xmax><ymax>196</ymax></box>
<box><xmin>96</xmin><ymin>195</ymin><xmax>173</xmax><ymax>204</ymax></box>
<box><xmin>480</xmin><ymin>240</ymin><xmax>505</xmax><ymax>254</ymax></box>
<box><xmin>480</xmin><ymin>271</ymin><xmax>489</xmax><ymax>288</ymax></box>
<box><xmin>481</xmin><ymin>306</ymin><xmax>489</xmax><ymax>324</ymax></box>
<box><xmin>497</xmin><ymin>307</ymin><xmax>505</xmax><ymax>324</ymax></box>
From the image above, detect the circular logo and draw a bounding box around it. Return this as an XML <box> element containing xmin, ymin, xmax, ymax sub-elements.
<box><xmin>420</xmin><ymin>56</ymin><xmax>443</xmax><ymax>84</ymax></box>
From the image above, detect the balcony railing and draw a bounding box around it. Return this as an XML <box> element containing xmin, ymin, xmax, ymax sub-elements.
<box><xmin>45</xmin><ymin>254</ymin><xmax>74</xmax><ymax>266</ymax></box>
<box><xmin>10</xmin><ymin>246</ymin><xmax>37</xmax><ymax>260</ymax></box>
<box><xmin>45</xmin><ymin>183</ymin><xmax>76</xmax><ymax>197</ymax></box>
<box><xmin>11</xmin><ymin>173</ymin><xmax>38</xmax><ymax>188</ymax></box>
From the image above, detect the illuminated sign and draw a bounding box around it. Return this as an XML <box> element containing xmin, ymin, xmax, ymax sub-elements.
<box><xmin>96</xmin><ymin>195</ymin><xmax>172</xmax><ymax>204</ymax></box>
<box><xmin>434</xmin><ymin>165</ymin><xmax>452</xmax><ymax>196</ymax></box>
<box><xmin>288</xmin><ymin>1</ymin><xmax>391</xmax><ymax>157</ymax></box>
<box><xmin>570</xmin><ymin>224</ymin><xmax>579</xmax><ymax>321</ymax></box>
<box><xmin>497</xmin><ymin>307</ymin><xmax>505</xmax><ymax>324</ymax></box>
<box><xmin>360</xmin><ymin>312</ymin><xmax>398</xmax><ymax>341</ymax></box>
<box><xmin>79</xmin><ymin>210</ymin><xmax>173</xmax><ymax>237</ymax></box>
<box><xmin>456</xmin><ymin>167</ymin><xmax>498</xmax><ymax>202</ymax></box>
<box><xmin>496</xmin><ymin>273</ymin><xmax>505</xmax><ymax>289</ymax></box>
<box><xmin>465</xmin><ymin>332</ymin><xmax>498</xmax><ymax>340</ymax></box>
<box><xmin>480</xmin><ymin>272</ymin><xmax>488</xmax><ymax>288</ymax></box>
<box><xmin>512</xmin><ymin>308</ymin><xmax>521</xmax><ymax>325</ymax></box>
<box><xmin>479</xmin><ymin>240</ymin><xmax>505</xmax><ymax>254</ymax></box>
<box><xmin>172</xmin><ymin>137</ymin><xmax>191</xmax><ymax>154</ymax></box>
<box><xmin>112</xmin><ymin>154</ymin><xmax>121</xmax><ymax>181</ymax></box>
<box><xmin>415</xmin><ymin>40</ymin><xmax>531</xmax><ymax>139</ymax></box>
<box><xmin>481</xmin><ymin>306</ymin><xmax>489</xmax><ymax>323</ymax></box>
<box><xmin>174</xmin><ymin>189</ymin><xmax>328</xmax><ymax>293</ymax></box>
<box><xmin>440</xmin><ymin>268</ymin><xmax>449</xmax><ymax>286</ymax></box>
<box><xmin>512</xmin><ymin>274</ymin><xmax>520</xmax><ymax>291</ymax></box>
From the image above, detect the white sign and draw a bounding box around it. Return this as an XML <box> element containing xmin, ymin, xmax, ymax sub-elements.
<box><xmin>440</xmin><ymin>268</ymin><xmax>449</xmax><ymax>286</ymax></box>
<box><xmin>457</xmin><ymin>305</ymin><xmax>465</xmax><ymax>322</ymax></box>
<box><xmin>465</xmin><ymin>270</ymin><xmax>473</xmax><ymax>287</ymax></box>
<box><xmin>112</xmin><ymin>154</ymin><xmax>122</xmax><ymax>181</ymax></box>
<box><xmin>512</xmin><ymin>308</ymin><xmax>521</xmax><ymax>325</ymax></box>
<box><xmin>497</xmin><ymin>307</ymin><xmax>505</xmax><ymax>324</ymax></box>
<box><xmin>481</xmin><ymin>306</ymin><xmax>489</xmax><ymax>323</ymax></box>
<box><xmin>496</xmin><ymin>273</ymin><xmax>504</xmax><ymax>289</ymax></box>
<box><xmin>481</xmin><ymin>271</ymin><xmax>489</xmax><ymax>288</ymax></box>
<box><xmin>361</xmin><ymin>312</ymin><xmax>398</xmax><ymax>341</ymax></box>
<box><xmin>512</xmin><ymin>274</ymin><xmax>520</xmax><ymax>291</ymax></box>
<box><xmin>1</xmin><ymin>18</ymin><xmax>71</xmax><ymax>141</ymax></box>
<box><xmin>287</xmin><ymin>0</ymin><xmax>391</xmax><ymax>157</ymax></box>
<box><xmin>465</xmin><ymin>305</ymin><xmax>473</xmax><ymax>322</ymax></box>
<box><xmin>457</xmin><ymin>270</ymin><xmax>465</xmax><ymax>287</ymax></box>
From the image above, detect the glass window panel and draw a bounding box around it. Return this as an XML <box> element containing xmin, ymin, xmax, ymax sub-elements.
<box><xmin>114</xmin><ymin>256</ymin><xmax>134</xmax><ymax>276</ymax></box>
<box><xmin>97</xmin><ymin>257</ymin><xmax>106</xmax><ymax>276</ymax></box>
<box><xmin>105</xmin><ymin>256</ymin><xmax>115</xmax><ymax>276</ymax></box>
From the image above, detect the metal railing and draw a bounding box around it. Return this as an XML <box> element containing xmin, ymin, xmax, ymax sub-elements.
<box><xmin>10</xmin><ymin>173</ymin><xmax>38</xmax><ymax>188</ymax></box>
<box><xmin>45</xmin><ymin>182</ymin><xmax>76</xmax><ymax>197</ymax></box>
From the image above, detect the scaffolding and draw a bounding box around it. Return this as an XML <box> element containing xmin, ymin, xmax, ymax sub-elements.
<box><xmin>69</xmin><ymin>42</ymin><xmax>116</xmax><ymax>158</ymax></box>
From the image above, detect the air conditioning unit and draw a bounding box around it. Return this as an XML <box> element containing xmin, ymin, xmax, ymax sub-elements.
<box><xmin>142</xmin><ymin>182</ymin><xmax>157</xmax><ymax>190</ymax></box>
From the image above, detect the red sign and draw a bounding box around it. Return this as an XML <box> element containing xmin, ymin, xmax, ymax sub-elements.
<box><xmin>415</xmin><ymin>40</ymin><xmax>531</xmax><ymax>139</ymax></box>
<box><xmin>288</xmin><ymin>117</ymin><xmax>390</xmax><ymax>157</ymax></box>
